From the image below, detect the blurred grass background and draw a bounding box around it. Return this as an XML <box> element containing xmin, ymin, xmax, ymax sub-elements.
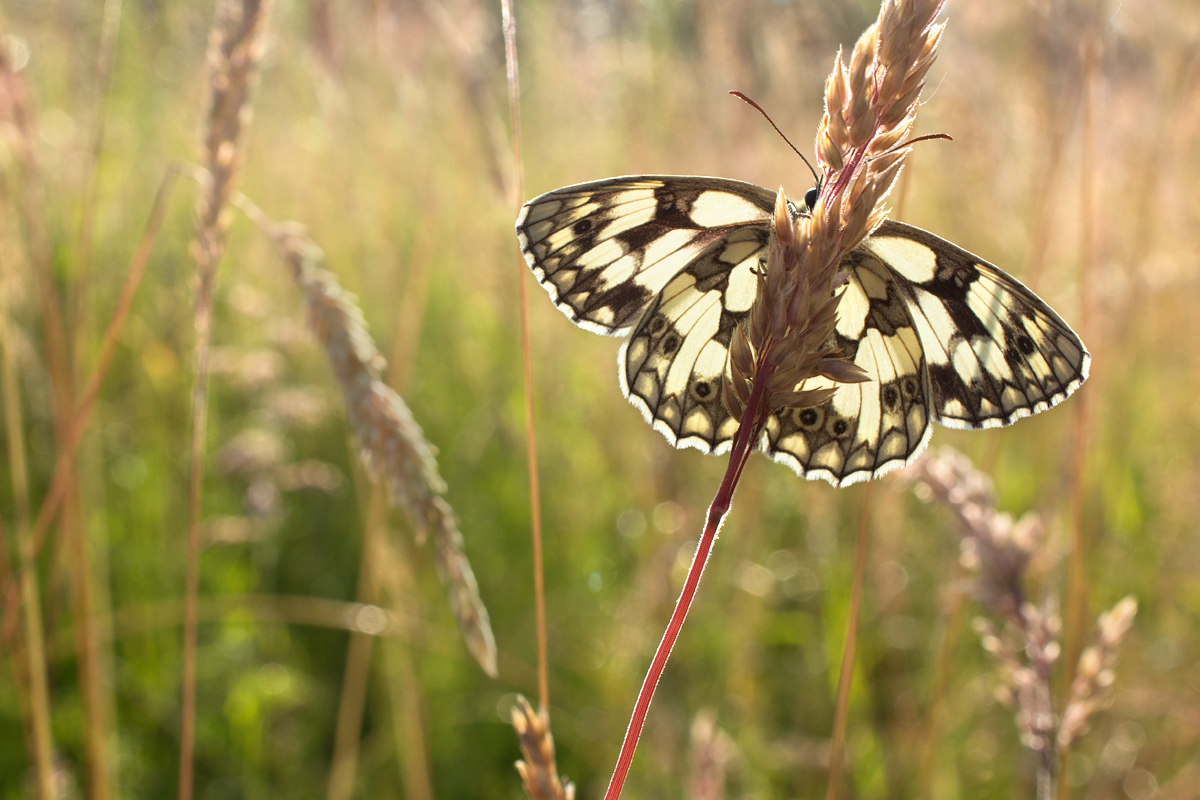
<box><xmin>0</xmin><ymin>0</ymin><xmax>1198</xmax><ymax>798</ymax></box>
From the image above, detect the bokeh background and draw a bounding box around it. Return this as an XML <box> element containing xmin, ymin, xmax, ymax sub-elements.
<box><xmin>0</xmin><ymin>0</ymin><xmax>1198</xmax><ymax>798</ymax></box>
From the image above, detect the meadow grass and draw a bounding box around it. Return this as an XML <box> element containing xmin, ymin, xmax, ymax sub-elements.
<box><xmin>0</xmin><ymin>1</ymin><xmax>1197</xmax><ymax>798</ymax></box>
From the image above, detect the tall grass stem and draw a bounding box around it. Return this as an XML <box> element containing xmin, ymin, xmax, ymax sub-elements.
<box><xmin>501</xmin><ymin>0</ymin><xmax>549</xmax><ymax>714</ymax></box>
<box><xmin>603</xmin><ymin>381</ymin><xmax>769</xmax><ymax>800</ymax></box>
<box><xmin>2</xmin><ymin>274</ymin><xmax>55</xmax><ymax>798</ymax></box>
<box><xmin>326</xmin><ymin>487</ymin><xmax>384</xmax><ymax>800</ymax></box>
<box><xmin>64</xmin><ymin>5</ymin><xmax>124</xmax><ymax>781</ymax></box>
<box><xmin>180</xmin><ymin>3</ymin><xmax>271</xmax><ymax>797</ymax></box>
<box><xmin>1060</xmin><ymin>35</ymin><xmax>1100</xmax><ymax>798</ymax></box>
<box><xmin>824</xmin><ymin>484</ymin><xmax>872</xmax><ymax>800</ymax></box>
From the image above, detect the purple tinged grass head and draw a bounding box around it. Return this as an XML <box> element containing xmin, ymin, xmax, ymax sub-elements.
<box><xmin>1058</xmin><ymin>596</ymin><xmax>1138</xmax><ymax>751</ymax></box>
<box><xmin>905</xmin><ymin>447</ymin><xmax>1138</xmax><ymax>790</ymax></box>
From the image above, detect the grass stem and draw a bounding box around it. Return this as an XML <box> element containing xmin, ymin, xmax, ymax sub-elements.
<box><xmin>0</xmin><ymin>165</ymin><xmax>179</xmax><ymax>647</ymax></box>
<box><xmin>2</xmin><ymin>265</ymin><xmax>55</xmax><ymax>799</ymax></box>
<box><xmin>326</xmin><ymin>486</ymin><xmax>384</xmax><ymax>800</ymax></box>
<box><xmin>501</xmin><ymin>0</ymin><xmax>549</xmax><ymax>714</ymax></box>
<box><xmin>603</xmin><ymin>379</ymin><xmax>770</xmax><ymax>800</ymax></box>
<box><xmin>824</xmin><ymin>483</ymin><xmax>872</xmax><ymax>800</ymax></box>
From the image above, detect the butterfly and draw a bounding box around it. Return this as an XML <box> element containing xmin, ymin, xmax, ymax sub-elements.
<box><xmin>515</xmin><ymin>175</ymin><xmax>1089</xmax><ymax>487</ymax></box>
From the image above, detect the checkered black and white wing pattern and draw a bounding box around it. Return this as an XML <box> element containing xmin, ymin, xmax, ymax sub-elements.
<box><xmin>763</xmin><ymin>242</ymin><xmax>933</xmax><ymax>486</ymax></box>
<box><xmin>862</xmin><ymin>222</ymin><xmax>1090</xmax><ymax>431</ymax></box>
<box><xmin>517</xmin><ymin>176</ymin><xmax>777</xmax><ymax>452</ymax></box>
<box><xmin>516</xmin><ymin>177</ymin><xmax>1090</xmax><ymax>488</ymax></box>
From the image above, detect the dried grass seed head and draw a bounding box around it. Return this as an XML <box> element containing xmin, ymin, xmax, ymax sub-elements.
<box><xmin>729</xmin><ymin>0</ymin><xmax>943</xmax><ymax>421</ymax></box>
<box><xmin>249</xmin><ymin>217</ymin><xmax>497</xmax><ymax>677</ymax></box>
<box><xmin>512</xmin><ymin>696</ymin><xmax>575</xmax><ymax>800</ymax></box>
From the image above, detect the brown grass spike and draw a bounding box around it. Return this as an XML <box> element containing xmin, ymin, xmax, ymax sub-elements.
<box><xmin>232</xmin><ymin>195</ymin><xmax>498</xmax><ymax>678</ymax></box>
<box><xmin>512</xmin><ymin>695</ymin><xmax>575</xmax><ymax>800</ymax></box>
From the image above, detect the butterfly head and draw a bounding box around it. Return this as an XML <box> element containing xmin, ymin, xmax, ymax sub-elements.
<box><xmin>785</xmin><ymin>183</ymin><xmax>821</xmax><ymax>221</ymax></box>
<box><xmin>803</xmin><ymin>185</ymin><xmax>819</xmax><ymax>214</ymax></box>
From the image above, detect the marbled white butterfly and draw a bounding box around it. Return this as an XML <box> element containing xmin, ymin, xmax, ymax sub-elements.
<box><xmin>516</xmin><ymin>175</ymin><xmax>1089</xmax><ymax>487</ymax></box>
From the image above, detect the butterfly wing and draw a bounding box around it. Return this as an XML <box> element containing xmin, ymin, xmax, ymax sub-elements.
<box><xmin>762</xmin><ymin>221</ymin><xmax>1090</xmax><ymax>486</ymax></box>
<box><xmin>763</xmin><ymin>246</ymin><xmax>933</xmax><ymax>486</ymax></box>
<box><xmin>518</xmin><ymin>176</ymin><xmax>776</xmax><ymax>452</ymax></box>
<box><xmin>517</xmin><ymin>177</ymin><xmax>1089</xmax><ymax>488</ymax></box>
<box><xmin>862</xmin><ymin>221</ymin><xmax>1090</xmax><ymax>430</ymax></box>
<box><xmin>516</xmin><ymin>176</ymin><xmax>776</xmax><ymax>334</ymax></box>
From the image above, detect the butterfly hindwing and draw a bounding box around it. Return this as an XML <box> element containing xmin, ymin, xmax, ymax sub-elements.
<box><xmin>619</xmin><ymin>266</ymin><xmax>746</xmax><ymax>455</ymax></box>
<box><xmin>763</xmin><ymin>248</ymin><xmax>933</xmax><ymax>486</ymax></box>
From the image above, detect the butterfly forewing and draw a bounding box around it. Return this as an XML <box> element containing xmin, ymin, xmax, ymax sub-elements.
<box><xmin>862</xmin><ymin>222</ymin><xmax>1090</xmax><ymax>431</ymax></box>
<box><xmin>516</xmin><ymin>176</ymin><xmax>1089</xmax><ymax>488</ymax></box>
<box><xmin>516</xmin><ymin>176</ymin><xmax>776</xmax><ymax>335</ymax></box>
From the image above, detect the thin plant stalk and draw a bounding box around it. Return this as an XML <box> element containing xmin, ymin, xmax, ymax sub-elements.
<box><xmin>0</xmin><ymin>165</ymin><xmax>180</xmax><ymax>647</ymax></box>
<box><xmin>68</xmin><ymin>4</ymin><xmax>124</xmax><ymax>765</ymax></box>
<box><xmin>326</xmin><ymin>487</ymin><xmax>385</xmax><ymax>800</ymax></box>
<box><xmin>1063</xmin><ymin>36</ymin><xmax>1099</xmax><ymax>692</ymax></box>
<box><xmin>501</xmin><ymin>0</ymin><xmax>549</xmax><ymax>713</ymax></box>
<box><xmin>63</xmin><ymin>443</ymin><xmax>109</xmax><ymax>800</ymax></box>
<box><xmin>825</xmin><ymin>483</ymin><xmax>873</xmax><ymax>800</ymax></box>
<box><xmin>1059</xmin><ymin>36</ymin><xmax>1099</xmax><ymax>799</ymax></box>
<box><xmin>70</xmin><ymin>0</ymin><xmax>123</xmax><ymax>310</ymax></box>
<box><xmin>66</xmin><ymin>8</ymin><xmax>126</xmax><ymax>774</ymax></box>
<box><xmin>2</xmin><ymin>279</ymin><xmax>55</xmax><ymax>799</ymax></box>
<box><xmin>603</xmin><ymin>3</ymin><xmax>944</xmax><ymax>793</ymax></box>
<box><xmin>603</xmin><ymin>379</ymin><xmax>770</xmax><ymax>800</ymax></box>
<box><xmin>916</xmin><ymin>590</ymin><xmax>967</xmax><ymax>795</ymax></box>
<box><xmin>379</xmin><ymin>541</ymin><xmax>435</xmax><ymax>800</ymax></box>
<box><xmin>381</xmin><ymin>235</ymin><xmax>437</xmax><ymax>800</ymax></box>
<box><xmin>50</xmin><ymin>593</ymin><xmax>440</xmax><ymax>657</ymax></box>
<box><xmin>179</xmin><ymin>211</ymin><xmax>216</xmax><ymax>800</ymax></box>
<box><xmin>0</xmin><ymin>26</ymin><xmax>81</xmax><ymax>793</ymax></box>
<box><xmin>384</xmin><ymin>639</ymin><xmax>435</xmax><ymax>800</ymax></box>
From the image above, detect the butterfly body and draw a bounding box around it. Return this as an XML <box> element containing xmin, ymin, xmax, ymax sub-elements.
<box><xmin>516</xmin><ymin>175</ymin><xmax>1089</xmax><ymax>487</ymax></box>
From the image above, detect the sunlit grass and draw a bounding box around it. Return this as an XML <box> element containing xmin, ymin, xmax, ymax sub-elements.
<box><xmin>0</xmin><ymin>1</ymin><xmax>1197</xmax><ymax>798</ymax></box>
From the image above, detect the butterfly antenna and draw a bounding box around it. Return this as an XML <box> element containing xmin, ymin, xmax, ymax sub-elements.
<box><xmin>871</xmin><ymin>132</ymin><xmax>953</xmax><ymax>160</ymax></box>
<box><xmin>729</xmin><ymin>91</ymin><xmax>820</xmax><ymax>187</ymax></box>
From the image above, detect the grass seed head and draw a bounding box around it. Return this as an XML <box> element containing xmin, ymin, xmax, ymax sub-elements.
<box><xmin>731</xmin><ymin>0</ymin><xmax>941</xmax><ymax>423</ymax></box>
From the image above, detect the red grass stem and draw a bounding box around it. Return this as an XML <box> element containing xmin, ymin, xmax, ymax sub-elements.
<box><xmin>602</xmin><ymin>369</ymin><xmax>773</xmax><ymax>800</ymax></box>
<box><xmin>825</xmin><ymin>483</ymin><xmax>872</xmax><ymax>800</ymax></box>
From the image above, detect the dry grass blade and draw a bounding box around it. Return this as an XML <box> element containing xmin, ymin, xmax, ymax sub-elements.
<box><xmin>512</xmin><ymin>695</ymin><xmax>575</xmax><ymax>800</ymax></box>
<box><xmin>233</xmin><ymin>196</ymin><xmax>497</xmax><ymax>677</ymax></box>
<box><xmin>500</xmin><ymin>0</ymin><xmax>550</xmax><ymax>719</ymax></box>
<box><xmin>1</xmin><ymin>282</ymin><xmax>55</xmax><ymax>798</ymax></box>
<box><xmin>0</xmin><ymin>164</ymin><xmax>180</xmax><ymax>649</ymax></box>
